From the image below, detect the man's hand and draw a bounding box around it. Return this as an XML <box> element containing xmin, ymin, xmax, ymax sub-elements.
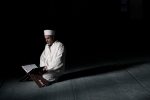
<box><xmin>43</xmin><ymin>66</ymin><xmax>47</xmax><ymax>71</ymax></box>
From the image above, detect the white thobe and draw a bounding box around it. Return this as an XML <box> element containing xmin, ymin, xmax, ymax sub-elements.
<box><xmin>40</xmin><ymin>40</ymin><xmax>65</xmax><ymax>81</ymax></box>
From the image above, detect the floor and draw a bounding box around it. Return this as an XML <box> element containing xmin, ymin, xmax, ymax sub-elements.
<box><xmin>0</xmin><ymin>60</ymin><xmax>150</xmax><ymax>100</ymax></box>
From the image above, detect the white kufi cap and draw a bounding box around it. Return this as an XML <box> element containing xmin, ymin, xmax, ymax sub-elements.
<box><xmin>44</xmin><ymin>30</ymin><xmax>55</xmax><ymax>35</ymax></box>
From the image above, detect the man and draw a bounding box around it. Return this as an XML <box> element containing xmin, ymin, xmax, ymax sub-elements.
<box><xmin>40</xmin><ymin>29</ymin><xmax>65</xmax><ymax>83</ymax></box>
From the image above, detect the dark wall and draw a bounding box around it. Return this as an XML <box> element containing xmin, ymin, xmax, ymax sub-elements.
<box><xmin>1</xmin><ymin>0</ymin><xmax>148</xmax><ymax>75</ymax></box>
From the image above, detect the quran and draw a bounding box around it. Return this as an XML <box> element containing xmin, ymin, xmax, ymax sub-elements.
<box><xmin>21</xmin><ymin>64</ymin><xmax>49</xmax><ymax>88</ymax></box>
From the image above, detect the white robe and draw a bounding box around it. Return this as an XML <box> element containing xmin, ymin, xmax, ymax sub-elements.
<box><xmin>40</xmin><ymin>40</ymin><xmax>65</xmax><ymax>71</ymax></box>
<box><xmin>40</xmin><ymin>40</ymin><xmax>65</xmax><ymax>81</ymax></box>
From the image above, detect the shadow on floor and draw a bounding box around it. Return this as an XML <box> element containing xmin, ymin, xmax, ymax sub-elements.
<box><xmin>58</xmin><ymin>60</ymin><xmax>150</xmax><ymax>82</ymax></box>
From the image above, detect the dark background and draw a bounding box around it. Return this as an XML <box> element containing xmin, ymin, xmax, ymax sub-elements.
<box><xmin>1</xmin><ymin>0</ymin><xmax>149</xmax><ymax>75</ymax></box>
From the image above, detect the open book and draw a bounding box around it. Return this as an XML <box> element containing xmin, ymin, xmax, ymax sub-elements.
<box><xmin>21</xmin><ymin>64</ymin><xmax>38</xmax><ymax>73</ymax></box>
<box><xmin>21</xmin><ymin>64</ymin><xmax>49</xmax><ymax>88</ymax></box>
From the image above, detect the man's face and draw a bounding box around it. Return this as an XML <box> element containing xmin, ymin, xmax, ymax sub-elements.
<box><xmin>44</xmin><ymin>35</ymin><xmax>54</xmax><ymax>45</ymax></box>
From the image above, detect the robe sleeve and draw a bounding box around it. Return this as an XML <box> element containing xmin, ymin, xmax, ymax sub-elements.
<box><xmin>47</xmin><ymin>44</ymin><xmax>65</xmax><ymax>70</ymax></box>
<box><xmin>40</xmin><ymin>50</ymin><xmax>46</xmax><ymax>67</ymax></box>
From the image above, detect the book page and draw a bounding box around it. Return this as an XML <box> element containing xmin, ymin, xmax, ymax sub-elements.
<box><xmin>22</xmin><ymin>64</ymin><xmax>38</xmax><ymax>73</ymax></box>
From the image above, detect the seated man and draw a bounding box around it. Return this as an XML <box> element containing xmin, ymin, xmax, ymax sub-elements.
<box><xmin>40</xmin><ymin>29</ymin><xmax>65</xmax><ymax>83</ymax></box>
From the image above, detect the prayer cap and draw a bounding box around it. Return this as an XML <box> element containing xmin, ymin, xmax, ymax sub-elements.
<box><xmin>44</xmin><ymin>30</ymin><xmax>55</xmax><ymax>35</ymax></box>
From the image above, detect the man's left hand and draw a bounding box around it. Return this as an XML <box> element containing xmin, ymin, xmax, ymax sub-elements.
<box><xmin>43</xmin><ymin>66</ymin><xmax>47</xmax><ymax>71</ymax></box>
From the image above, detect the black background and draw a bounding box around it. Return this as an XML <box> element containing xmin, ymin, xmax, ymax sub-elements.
<box><xmin>1</xmin><ymin>0</ymin><xmax>149</xmax><ymax>75</ymax></box>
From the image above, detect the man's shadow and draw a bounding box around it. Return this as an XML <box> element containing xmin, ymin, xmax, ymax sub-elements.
<box><xmin>57</xmin><ymin>60</ymin><xmax>150</xmax><ymax>82</ymax></box>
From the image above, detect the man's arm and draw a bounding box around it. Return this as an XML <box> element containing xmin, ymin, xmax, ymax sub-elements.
<box><xmin>47</xmin><ymin>44</ymin><xmax>65</xmax><ymax>71</ymax></box>
<box><xmin>40</xmin><ymin>50</ymin><xmax>46</xmax><ymax>67</ymax></box>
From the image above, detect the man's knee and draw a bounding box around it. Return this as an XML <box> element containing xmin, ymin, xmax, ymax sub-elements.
<box><xmin>42</xmin><ymin>73</ymin><xmax>55</xmax><ymax>82</ymax></box>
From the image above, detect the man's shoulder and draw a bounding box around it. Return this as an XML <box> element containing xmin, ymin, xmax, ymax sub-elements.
<box><xmin>55</xmin><ymin>40</ymin><xmax>64</xmax><ymax>47</ymax></box>
<box><xmin>44</xmin><ymin>44</ymin><xmax>49</xmax><ymax>47</ymax></box>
